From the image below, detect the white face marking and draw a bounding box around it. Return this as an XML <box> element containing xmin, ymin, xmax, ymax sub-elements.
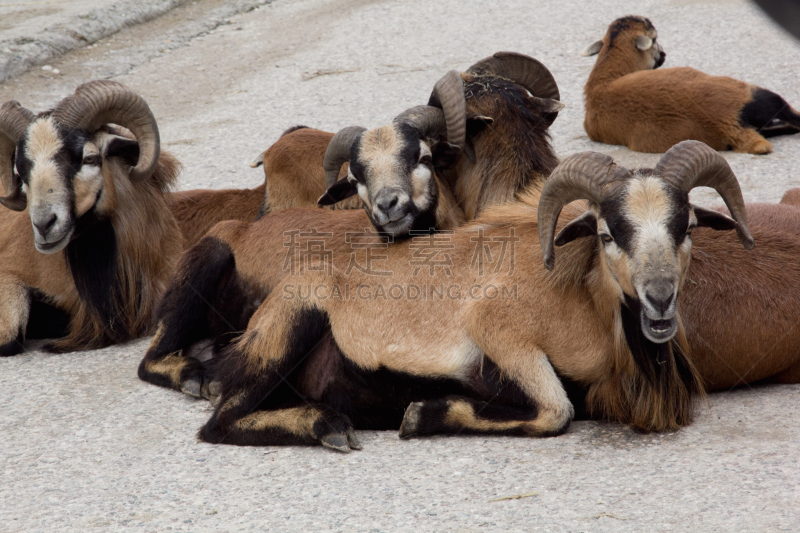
<box><xmin>411</xmin><ymin>140</ymin><xmax>433</xmax><ymax>210</ymax></box>
<box><xmin>624</xmin><ymin>178</ymin><xmax>683</xmax><ymax>324</ymax></box>
<box><xmin>597</xmin><ymin>177</ymin><xmax>691</xmax><ymax>343</ymax></box>
<box><xmin>25</xmin><ymin>118</ymin><xmax>73</xmax><ymax>253</ymax></box>
<box><xmin>74</xmin><ymin>143</ymin><xmax>103</xmax><ymax>217</ymax></box>
<box><xmin>626</xmin><ymin>180</ymin><xmax>674</xmax><ymax>256</ymax></box>
<box><xmin>356</xmin><ymin>181</ymin><xmax>370</xmax><ymax>206</ymax></box>
<box><xmin>351</xmin><ymin>124</ymin><xmax>441</xmax><ymax>235</ymax></box>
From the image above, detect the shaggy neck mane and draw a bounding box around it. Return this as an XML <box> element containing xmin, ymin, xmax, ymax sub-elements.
<box><xmin>586</xmin><ymin>282</ymin><xmax>705</xmax><ymax>433</ymax></box>
<box><xmin>481</xmin><ymin>190</ymin><xmax>705</xmax><ymax>431</ymax></box>
<box><xmin>49</xmin><ymin>150</ymin><xmax>183</xmax><ymax>352</ymax></box>
<box><xmin>447</xmin><ymin>74</ymin><xmax>559</xmax><ymax>219</ymax></box>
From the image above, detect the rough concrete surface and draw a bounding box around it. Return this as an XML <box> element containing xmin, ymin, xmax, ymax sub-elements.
<box><xmin>1</xmin><ymin>0</ymin><xmax>800</xmax><ymax>531</ymax></box>
<box><xmin>0</xmin><ymin>0</ymin><xmax>273</xmax><ymax>83</ymax></box>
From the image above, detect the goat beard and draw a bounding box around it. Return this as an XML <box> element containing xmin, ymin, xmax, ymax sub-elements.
<box><xmin>585</xmin><ymin>303</ymin><xmax>706</xmax><ymax>432</ymax></box>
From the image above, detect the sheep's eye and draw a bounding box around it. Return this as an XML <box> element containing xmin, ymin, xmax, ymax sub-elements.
<box><xmin>419</xmin><ymin>155</ymin><xmax>432</xmax><ymax>166</ymax></box>
<box><xmin>83</xmin><ymin>155</ymin><xmax>100</xmax><ymax>166</ymax></box>
<box><xmin>686</xmin><ymin>224</ymin><xmax>696</xmax><ymax>236</ymax></box>
<box><xmin>600</xmin><ymin>233</ymin><xmax>614</xmax><ymax>244</ymax></box>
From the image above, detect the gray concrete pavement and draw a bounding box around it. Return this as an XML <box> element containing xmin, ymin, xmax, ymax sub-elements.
<box><xmin>1</xmin><ymin>0</ymin><xmax>800</xmax><ymax>531</ymax></box>
<box><xmin>0</xmin><ymin>0</ymin><xmax>274</xmax><ymax>83</ymax></box>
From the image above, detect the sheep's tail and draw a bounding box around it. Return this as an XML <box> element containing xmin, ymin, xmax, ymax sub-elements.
<box><xmin>777</xmin><ymin>105</ymin><xmax>800</xmax><ymax>130</ymax></box>
<box><xmin>743</xmin><ymin>88</ymin><xmax>800</xmax><ymax>137</ymax></box>
<box><xmin>249</xmin><ymin>125</ymin><xmax>311</xmax><ymax>168</ymax></box>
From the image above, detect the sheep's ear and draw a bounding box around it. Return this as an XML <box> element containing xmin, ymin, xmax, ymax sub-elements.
<box><xmin>102</xmin><ymin>134</ymin><xmax>140</xmax><ymax>167</ymax></box>
<box><xmin>431</xmin><ymin>141</ymin><xmax>462</xmax><ymax>170</ymax></box>
<box><xmin>466</xmin><ymin>115</ymin><xmax>494</xmax><ymax>139</ymax></box>
<box><xmin>692</xmin><ymin>205</ymin><xmax>738</xmax><ymax>232</ymax></box>
<box><xmin>318</xmin><ymin>178</ymin><xmax>357</xmax><ymax>206</ymax></box>
<box><xmin>462</xmin><ymin>116</ymin><xmax>494</xmax><ymax>162</ymax></box>
<box><xmin>581</xmin><ymin>40</ymin><xmax>603</xmax><ymax>57</ymax></box>
<box><xmin>635</xmin><ymin>35</ymin><xmax>653</xmax><ymax>51</ymax></box>
<box><xmin>544</xmin><ymin>99</ymin><xmax>565</xmax><ymax>114</ymax></box>
<box><xmin>554</xmin><ymin>211</ymin><xmax>597</xmax><ymax>246</ymax></box>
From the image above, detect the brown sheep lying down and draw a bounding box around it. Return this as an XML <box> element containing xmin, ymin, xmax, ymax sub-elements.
<box><xmin>137</xmin><ymin>53</ymin><xmax>564</xmax><ymax>397</ymax></box>
<box><xmin>193</xmin><ymin>140</ymin><xmax>757</xmax><ymax>450</ymax></box>
<box><xmin>0</xmin><ymin>81</ymin><xmax>184</xmax><ymax>354</ymax></box>
<box><xmin>583</xmin><ymin>16</ymin><xmax>800</xmax><ymax>154</ymax></box>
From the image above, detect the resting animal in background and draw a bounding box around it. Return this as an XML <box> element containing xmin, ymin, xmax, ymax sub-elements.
<box><xmin>168</xmin><ymin>181</ymin><xmax>265</xmax><ymax>249</ymax></box>
<box><xmin>196</xmin><ymin>141</ymin><xmax>754</xmax><ymax>451</ymax></box>
<box><xmin>679</xmin><ymin>187</ymin><xmax>800</xmax><ymax>389</ymax></box>
<box><xmin>137</xmin><ymin>53</ymin><xmax>565</xmax><ymax>398</ymax></box>
<box><xmin>582</xmin><ymin>16</ymin><xmax>800</xmax><ymax>154</ymax></box>
<box><xmin>0</xmin><ymin>81</ymin><xmax>184</xmax><ymax>355</ymax></box>
<box><xmin>250</xmin><ymin>52</ymin><xmax>563</xmax><ymax>221</ymax></box>
<box><xmin>247</xmin><ymin>68</ymin><xmax>473</xmax><ymax>234</ymax></box>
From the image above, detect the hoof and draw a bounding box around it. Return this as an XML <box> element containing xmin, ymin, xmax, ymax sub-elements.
<box><xmin>399</xmin><ymin>401</ymin><xmax>424</xmax><ymax>439</ymax></box>
<box><xmin>346</xmin><ymin>427</ymin><xmax>362</xmax><ymax>450</ymax></box>
<box><xmin>316</xmin><ymin>412</ymin><xmax>361</xmax><ymax>452</ymax></box>
<box><xmin>320</xmin><ymin>433</ymin><xmax>352</xmax><ymax>453</ymax></box>
<box><xmin>179</xmin><ymin>359</ymin><xmax>215</xmax><ymax>401</ymax></box>
<box><xmin>201</xmin><ymin>380</ymin><xmax>221</xmax><ymax>403</ymax></box>
<box><xmin>180</xmin><ymin>377</ymin><xmax>203</xmax><ymax>398</ymax></box>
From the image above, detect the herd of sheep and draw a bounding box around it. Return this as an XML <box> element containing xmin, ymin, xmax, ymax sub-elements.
<box><xmin>2</xmin><ymin>15</ymin><xmax>800</xmax><ymax>452</ymax></box>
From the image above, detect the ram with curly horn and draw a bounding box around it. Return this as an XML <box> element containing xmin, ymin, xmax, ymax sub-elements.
<box><xmin>0</xmin><ymin>80</ymin><xmax>184</xmax><ymax>355</ymax></box>
<box><xmin>189</xmin><ymin>140</ymin><xmax>755</xmax><ymax>450</ymax></box>
<box><xmin>249</xmin><ymin>52</ymin><xmax>562</xmax><ymax>221</ymax></box>
<box><xmin>138</xmin><ymin>52</ymin><xmax>564</xmax><ymax>397</ymax></box>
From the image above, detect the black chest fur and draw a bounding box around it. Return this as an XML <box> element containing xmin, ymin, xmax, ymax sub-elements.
<box><xmin>64</xmin><ymin>212</ymin><xmax>119</xmax><ymax>331</ymax></box>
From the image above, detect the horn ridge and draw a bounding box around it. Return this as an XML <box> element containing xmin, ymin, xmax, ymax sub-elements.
<box><xmin>538</xmin><ymin>151</ymin><xmax>632</xmax><ymax>269</ymax></box>
<box><xmin>467</xmin><ymin>51</ymin><xmax>560</xmax><ymax>101</ymax></box>
<box><xmin>0</xmin><ymin>100</ymin><xmax>34</xmax><ymax>211</ymax></box>
<box><xmin>323</xmin><ymin>125</ymin><xmax>365</xmax><ymax>188</ymax></box>
<box><xmin>655</xmin><ymin>140</ymin><xmax>753</xmax><ymax>249</ymax></box>
<box><xmin>52</xmin><ymin>80</ymin><xmax>160</xmax><ymax>183</ymax></box>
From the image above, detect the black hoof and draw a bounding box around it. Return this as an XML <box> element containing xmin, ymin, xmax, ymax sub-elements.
<box><xmin>399</xmin><ymin>401</ymin><xmax>424</xmax><ymax>439</ymax></box>
<box><xmin>180</xmin><ymin>377</ymin><xmax>203</xmax><ymax>398</ymax></box>
<box><xmin>315</xmin><ymin>411</ymin><xmax>362</xmax><ymax>452</ymax></box>
<box><xmin>201</xmin><ymin>380</ymin><xmax>222</xmax><ymax>404</ymax></box>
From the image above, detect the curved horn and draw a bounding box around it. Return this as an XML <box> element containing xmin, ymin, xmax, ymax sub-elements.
<box><xmin>468</xmin><ymin>51</ymin><xmax>561</xmax><ymax>127</ymax></box>
<box><xmin>0</xmin><ymin>101</ymin><xmax>34</xmax><ymax>211</ymax></box>
<box><xmin>394</xmin><ymin>105</ymin><xmax>445</xmax><ymax>137</ymax></box>
<box><xmin>468</xmin><ymin>51</ymin><xmax>560</xmax><ymax>101</ymax></box>
<box><xmin>427</xmin><ymin>70</ymin><xmax>467</xmax><ymax>150</ymax></box>
<box><xmin>655</xmin><ymin>140</ymin><xmax>754</xmax><ymax>249</ymax></box>
<box><xmin>51</xmin><ymin>80</ymin><xmax>160</xmax><ymax>183</ymax></box>
<box><xmin>538</xmin><ymin>152</ymin><xmax>632</xmax><ymax>270</ymax></box>
<box><xmin>323</xmin><ymin>126</ymin><xmax>365</xmax><ymax>188</ymax></box>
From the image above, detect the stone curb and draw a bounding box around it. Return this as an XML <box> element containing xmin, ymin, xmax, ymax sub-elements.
<box><xmin>0</xmin><ymin>0</ymin><xmax>272</xmax><ymax>83</ymax></box>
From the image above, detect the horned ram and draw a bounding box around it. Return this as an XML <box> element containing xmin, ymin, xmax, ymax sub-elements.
<box><xmin>0</xmin><ymin>81</ymin><xmax>266</xmax><ymax>354</ymax></box>
<box><xmin>0</xmin><ymin>81</ymin><xmax>183</xmax><ymax>354</ymax></box>
<box><xmin>250</xmin><ymin>52</ymin><xmax>562</xmax><ymax>221</ymax></box>
<box><xmin>195</xmin><ymin>140</ymin><xmax>754</xmax><ymax>450</ymax></box>
<box><xmin>137</xmin><ymin>53</ymin><xmax>564</xmax><ymax>398</ymax></box>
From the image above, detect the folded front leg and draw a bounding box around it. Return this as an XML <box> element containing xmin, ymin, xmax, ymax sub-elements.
<box><xmin>0</xmin><ymin>280</ymin><xmax>30</xmax><ymax>356</ymax></box>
